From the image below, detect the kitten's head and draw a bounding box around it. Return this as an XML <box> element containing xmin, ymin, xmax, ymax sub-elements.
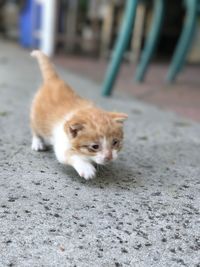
<box><xmin>64</xmin><ymin>109</ymin><xmax>128</xmax><ymax>165</ymax></box>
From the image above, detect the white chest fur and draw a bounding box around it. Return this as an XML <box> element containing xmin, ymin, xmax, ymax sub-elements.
<box><xmin>52</xmin><ymin>122</ymin><xmax>71</xmax><ymax>164</ymax></box>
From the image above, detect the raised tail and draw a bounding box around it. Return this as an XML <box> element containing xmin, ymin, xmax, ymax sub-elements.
<box><xmin>31</xmin><ymin>50</ymin><xmax>58</xmax><ymax>82</ymax></box>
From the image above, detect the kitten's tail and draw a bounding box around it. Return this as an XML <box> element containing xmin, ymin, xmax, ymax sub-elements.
<box><xmin>31</xmin><ymin>50</ymin><xmax>58</xmax><ymax>82</ymax></box>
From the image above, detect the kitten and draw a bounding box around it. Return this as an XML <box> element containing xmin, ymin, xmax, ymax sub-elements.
<box><xmin>30</xmin><ymin>51</ymin><xmax>128</xmax><ymax>180</ymax></box>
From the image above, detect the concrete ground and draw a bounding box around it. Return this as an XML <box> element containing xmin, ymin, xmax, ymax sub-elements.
<box><xmin>0</xmin><ymin>41</ymin><xmax>200</xmax><ymax>267</ymax></box>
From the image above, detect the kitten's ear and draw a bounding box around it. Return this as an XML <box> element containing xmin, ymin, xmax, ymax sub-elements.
<box><xmin>64</xmin><ymin>122</ymin><xmax>84</xmax><ymax>138</ymax></box>
<box><xmin>109</xmin><ymin>112</ymin><xmax>128</xmax><ymax>123</ymax></box>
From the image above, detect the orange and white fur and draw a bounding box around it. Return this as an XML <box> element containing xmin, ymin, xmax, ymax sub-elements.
<box><xmin>30</xmin><ymin>51</ymin><xmax>128</xmax><ymax>180</ymax></box>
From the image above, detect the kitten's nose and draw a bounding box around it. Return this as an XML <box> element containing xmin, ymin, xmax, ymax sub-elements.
<box><xmin>104</xmin><ymin>151</ymin><xmax>113</xmax><ymax>161</ymax></box>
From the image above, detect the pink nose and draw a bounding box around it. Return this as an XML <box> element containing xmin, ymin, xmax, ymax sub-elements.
<box><xmin>105</xmin><ymin>152</ymin><xmax>113</xmax><ymax>161</ymax></box>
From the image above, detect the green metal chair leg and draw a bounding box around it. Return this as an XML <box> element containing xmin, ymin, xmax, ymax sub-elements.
<box><xmin>166</xmin><ymin>0</ymin><xmax>198</xmax><ymax>82</ymax></box>
<box><xmin>135</xmin><ymin>0</ymin><xmax>164</xmax><ymax>82</ymax></box>
<box><xmin>102</xmin><ymin>0</ymin><xmax>138</xmax><ymax>96</ymax></box>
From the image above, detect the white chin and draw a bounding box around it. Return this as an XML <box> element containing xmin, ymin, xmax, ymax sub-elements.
<box><xmin>95</xmin><ymin>160</ymin><xmax>106</xmax><ymax>165</ymax></box>
<box><xmin>94</xmin><ymin>158</ymin><xmax>106</xmax><ymax>165</ymax></box>
<box><xmin>95</xmin><ymin>159</ymin><xmax>113</xmax><ymax>165</ymax></box>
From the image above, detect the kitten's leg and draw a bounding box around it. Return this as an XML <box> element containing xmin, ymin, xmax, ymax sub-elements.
<box><xmin>70</xmin><ymin>156</ymin><xmax>96</xmax><ymax>180</ymax></box>
<box><xmin>31</xmin><ymin>135</ymin><xmax>46</xmax><ymax>151</ymax></box>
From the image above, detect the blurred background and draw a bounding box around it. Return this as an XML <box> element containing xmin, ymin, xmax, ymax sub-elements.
<box><xmin>0</xmin><ymin>0</ymin><xmax>200</xmax><ymax>121</ymax></box>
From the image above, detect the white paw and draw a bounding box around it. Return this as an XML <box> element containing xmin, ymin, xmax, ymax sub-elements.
<box><xmin>75</xmin><ymin>162</ymin><xmax>96</xmax><ymax>180</ymax></box>
<box><xmin>31</xmin><ymin>136</ymin><xmax>46</xmax><ymax>151</ymax></box>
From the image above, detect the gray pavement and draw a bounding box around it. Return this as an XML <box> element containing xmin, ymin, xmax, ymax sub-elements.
<box><xmin>0</xmin><ymin>41</ymin><xmax>200</xmax><ymax>267</ymax></box>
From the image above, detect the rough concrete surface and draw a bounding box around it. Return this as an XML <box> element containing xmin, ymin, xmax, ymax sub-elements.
<box><xmin>0</xmin><ymin>41</ymin><xmax>200</xmax><ymax>267</ymax></box>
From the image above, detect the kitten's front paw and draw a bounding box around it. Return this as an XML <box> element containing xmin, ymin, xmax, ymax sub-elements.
<box><xmin>31</xmin><ymin>136</ymin><xmax>46</xmax><ymax>151</ymax></box>
<box><xmin>75</xmin><ymin>163</ymin><xmax>96</xmax><ymax>180</ymax></box>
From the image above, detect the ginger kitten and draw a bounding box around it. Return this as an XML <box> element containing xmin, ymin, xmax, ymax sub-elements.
<box><xmin>30</xmin><ymin>51</ymin><xmax>128</xmax><ymax>180</ymax></box>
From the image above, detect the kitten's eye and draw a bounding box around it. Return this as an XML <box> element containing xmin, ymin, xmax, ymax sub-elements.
<box><xmin>91</xmin><ymin>144</ymin><xmax>99</xmax><ymax>150</ymax></box>
<box><xmin>112</xmin><ymin>139</ymin><xmax>119</xmax><ymax>147</ymax></box>
<box><xmin>87</xmin><ymin>144</ymin><xmax>100</xmax><ymax>152</ymax></box>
